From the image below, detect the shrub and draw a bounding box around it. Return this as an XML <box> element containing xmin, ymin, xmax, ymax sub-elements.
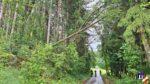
<box><xmin>20</xmin><ymin>43</ymin><xmax>84</xmax><ymax>83</ymax></box>
<box><xmin>115</xmin><ymin>76</ymin><xmax>141</xmax><ymax>84</ymax></box>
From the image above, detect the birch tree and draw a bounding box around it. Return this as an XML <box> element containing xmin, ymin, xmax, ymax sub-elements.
<box><xmin>10</xmin><ymin>1</ymin><xmax>18</xmax><ymax>35</ymax></box>
<box><xmin>46</xmin><ymin>0</ymin><xmax>53</xmax><ymax>43</ymax></box>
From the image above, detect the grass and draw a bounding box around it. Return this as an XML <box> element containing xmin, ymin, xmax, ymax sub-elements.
<box><xmin>0</xmin><ymin>65</ymin><xmax>147</xmax><ymax>84</ymax></box>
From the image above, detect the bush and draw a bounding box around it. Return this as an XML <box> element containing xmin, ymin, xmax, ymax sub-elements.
<box><xmin>0</xmin><ymin>42</ymin><xmax>87</xmax><ymax>83</ymax></box>
<box><xmin>20</xmin><ymin>43</ymin><xmax>84</xmax><ymax>83</ymax></box>
<box><xmin>115</xmin><ymin>76</ymin><xmax>141</xmax><ymax>84</ymax></box>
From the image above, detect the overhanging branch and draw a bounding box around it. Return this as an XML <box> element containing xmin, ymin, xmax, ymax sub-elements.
<box><xmin>53</xmin><ymin>18</ymin><xmax>102</xmax><ymax>45</ymax></box>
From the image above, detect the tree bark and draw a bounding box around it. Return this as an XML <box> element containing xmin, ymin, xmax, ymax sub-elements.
<box><xmin>0</xmin><ymin>1</ymin><xmax>3</xmax><ymax>27</ymax></box>
<box><xmin>5</xmin><ymin>4</ymin><xmax>11</xmax><ymax>37</ymax></box>
<box><xmin>140</xmin><ymin>27</ymin><xmax>150</xmax><ymax>67</ymax></box>
<box><xmin>11</xmin><ymin>2</ymin><xmax>18</xmax><ymax>35</ymax></box>
<box><xmin>56</xmin><ymin>0</ymin><xmax>64</xmax><ymax>40</ymax></box>
<box><xmin>46</xmin><ymin>0</ymin><xmax>53</xmax><ymax>43</ymax></box>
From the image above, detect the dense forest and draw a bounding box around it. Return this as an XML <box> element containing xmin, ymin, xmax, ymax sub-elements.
<box><xmin>0</xmin><ymin>0</ymin><xmax>149</xmax><ymax>84</ymax></box>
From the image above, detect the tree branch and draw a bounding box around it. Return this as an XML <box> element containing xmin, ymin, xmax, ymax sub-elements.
<box><xmin>53</xmin><ymin>18</ymin><xmax>103</xmax><ymax>45</ymax></box>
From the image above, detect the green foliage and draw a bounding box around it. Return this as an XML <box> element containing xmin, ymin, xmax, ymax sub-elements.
<box><xmin>49</xmin><ymin>76</ymin><xmax>81</xmax><ymax>84</ymax></box>
<box><xmin>102</xmin><ymin>7</ymin><xmax>124</xmax><ymax>29</ymax></box>
<box><xmin>121</xmin><ymin>43</ymin><xmax>142</xmax><ymax>69</ymax></box>
<box><xmin>0</xmin><ymin>39</ymin><xmax>88</xmax><ymax>83</ymax></box>
<box><xmin>114</xmin><ymin>76</ymin><xmax>141</xmax><ymax>84</ymax></box>
<box><xmin>18</xmin><ymin>43</ymin><xmax>85</xmax><ymax>83</ymax></box>
<box><xmin>140</xmin><ymin>2</ymin><xmax>150</xmax><ymax>8</ymax></box>
<box><xmin>17</xmin><ymin>45</ymin><xmax>31</xmax><ymax>58</ymax></box>
<box><xmin>118</xmin><ymin>4</ymin><xmax>150</xmax><ymax>43</ymax></box>
<box><xmin>0</xmin><ymin>0</ymin><xmax>93</xmax><ymax>83</ymax></box>
<box><xmin>1</xmin><ymin>0</ymin><xmax>149</xmax><ymax>83</ymax></box>
<box><xmin>65</xmin><ymin>0</ymin><xmax>85</xmax><ymax>34</ymax></box>
<box><xmin>0</xmin><ymin>66</ymin><xmax>25</xmax><ymax>84</ymax></box>
<box><xmin>101</xmin><ymin>0</ymin><xmax>149</xmax><ymax>78</ymax></box>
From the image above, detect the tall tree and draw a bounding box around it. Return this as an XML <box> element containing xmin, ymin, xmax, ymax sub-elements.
<box><xmin>118</xmin><ymin>3</ymin><xmax>150</xmax><ymax>66</ymax></box>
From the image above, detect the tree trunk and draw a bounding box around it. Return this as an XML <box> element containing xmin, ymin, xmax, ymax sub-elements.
<box><xmin>11</xmin><ymin>2</ymin><xmax>18</xmax><ymax>35</ymax></box>
<box><xmin>0</xmin><ymin>1</ymin><xmax>3</xmax><ymax>27</ymax></box>
<box><xmin>46</xmin><ymin>14</ymin><xmax>51</xmax><ymax>43</ymax></box>
<box><xmin>56</xmin><ymin>0</ymin><xmax>64</xmax><ymax>40</ymax></box>
<box><xmin>5</xmin><ymin>4</ymin><xmax>11</xmax><ymax>38</ymax></box>
<box><xmin>140</xmin><ymin>27</ymin><xmax>150</xmax><ymax>67</ymax></box>
<box><xmin>46</xmin><ymin>0</ymin><xmax>53</xmax><ymax>43</ymax></box>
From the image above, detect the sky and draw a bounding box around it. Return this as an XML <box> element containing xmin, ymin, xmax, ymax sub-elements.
<box><xmin>84</xmin><ymin>0</ymin><xmax>100</xmax><ymax>10</ymax></box>
<box><xmin>84</xmin><ymin>0</ymin><xmax>102</xmax><ymax>51</ymax></box>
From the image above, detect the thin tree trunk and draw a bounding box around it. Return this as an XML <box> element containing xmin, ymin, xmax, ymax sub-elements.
<box><xmin>5</xmin><ymin>4</ymin><xmax>11</xmax><ymax>38</ymax></box>
<box><xmin>46</xmin><ymin>0</ymin><xmax>52</xmax><ymax>43</ymax></box>
<box><xmin>11</xmin><ymin>2</ymin><xmax>18</xmax><ymax>35</ymax></box>
<box><xmin>56</xmin><ymin>0</ymin><xmax>64</xmax><ymax>40</ymax></box>
<box><xmin>140</xmin><ymin>27</ymin><xmax>150</xmax><ymax>67</ymax></box>
<box><xmin>46</xmin><ymin>14</ymin><xmax>51</xmax><ymax>43</ymax></box>
<box><xmin>0</xmin><ymin>1</ymin><xmax>3</xmax><ymax>27</ymax></box>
